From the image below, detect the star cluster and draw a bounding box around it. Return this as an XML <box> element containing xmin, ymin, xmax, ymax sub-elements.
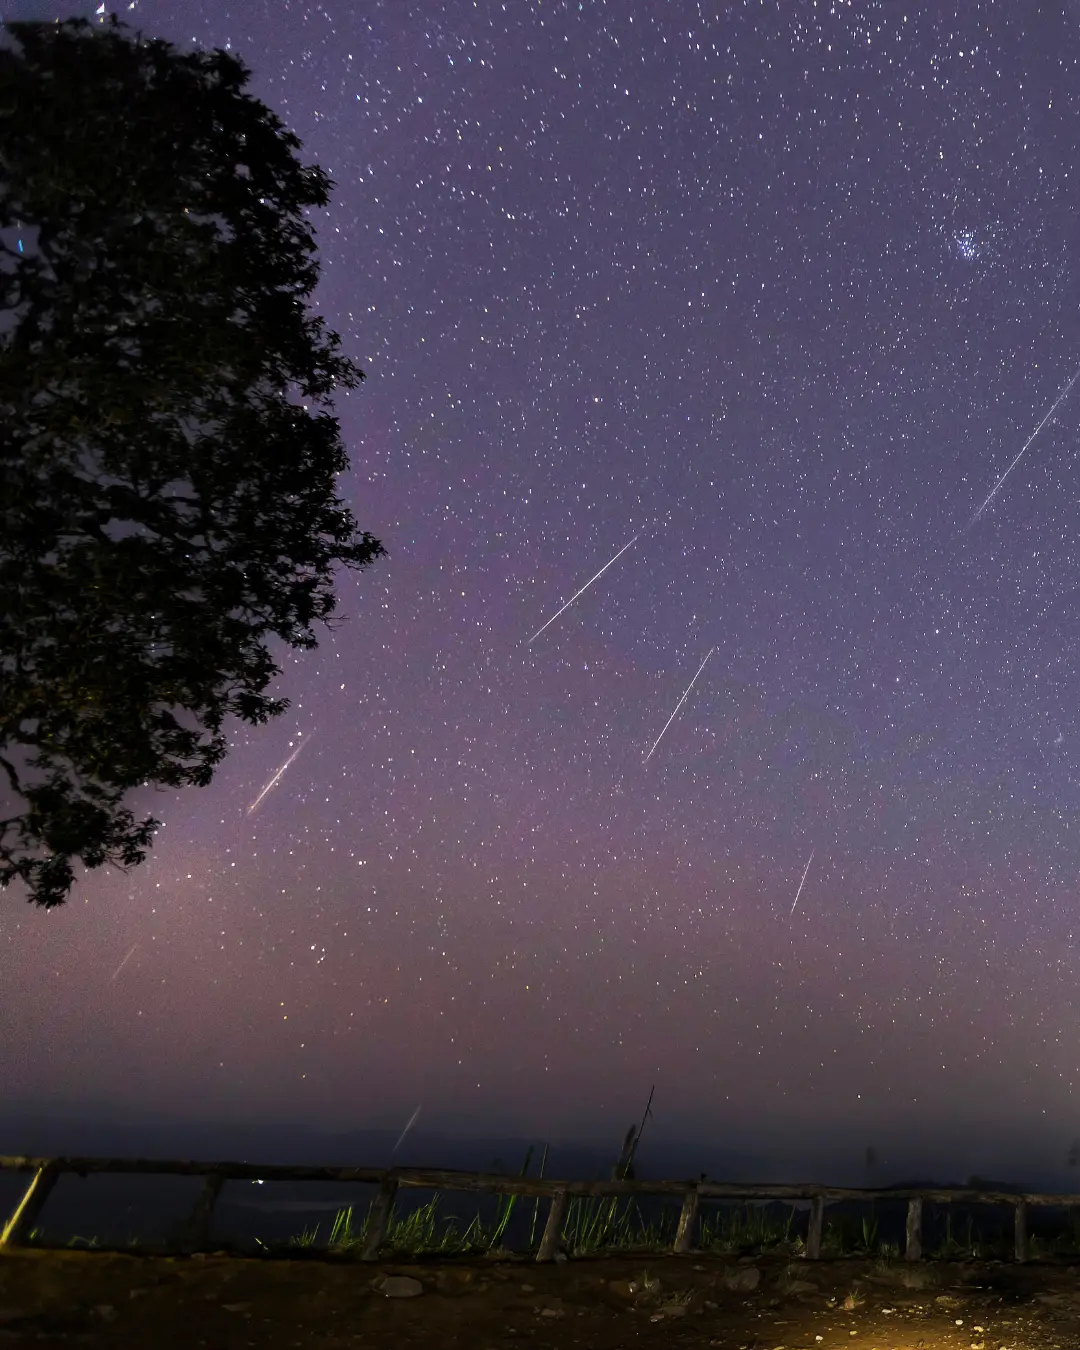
<box><xmin>4</xmin><ymin>0</ymin><xmax>1080</xmax><ymax>1173</ymax></box>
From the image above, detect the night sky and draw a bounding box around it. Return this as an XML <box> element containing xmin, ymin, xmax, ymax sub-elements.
<box><xmin>4</xmin><ymin>0</ymin><xmax>1080</xmax><ymax>1177</ymax></box>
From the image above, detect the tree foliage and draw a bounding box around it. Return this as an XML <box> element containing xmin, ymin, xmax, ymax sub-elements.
<box><xmin>0</xmin><ymin>18</ymin><xmax>385</xmax><ymax>906</ymax></box>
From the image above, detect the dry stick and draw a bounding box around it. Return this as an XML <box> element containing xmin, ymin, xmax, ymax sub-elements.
<box><xmin>618</xmin><ymin>1084</ymin><xmax>656</xmax><ymax>1181</ymax></box>
<box><xmin>0</xmin><ymin>1162</ymin><xmax>61</xmax><ymax>1248</ymax></box>
<box><xmin>361</xmin><ymin>1176</ymin><xmax>398</xmax><ymax>1261</ymax></box>
<box><xmin>605</xmin><ymin>1086</ymin><xmax>656</xmax><ymax>1240</ymax></box>
<box><xmin>673</xmin><ymin>1185</ymin><xmax>699</xmax><ymax>1255</ymax></box>
<box><xmin>805</xmin><ymin>1194</ymin><xmax>825</xmax><ymax>1260</ymax></box>
<box><xmin>612</xmin><ymin>1125</ymin><xmax>637</xmax><ymax>1182</ymax></box>
<box><xmin>1014</xmin><ymin>1201</ymin><xmax>1029</xmax><ymax>1264</ymax></box>
<box><xmin>536</xmin><ymin>1188</ymin><xmax>568</xmax><ymax>1262</ymax></box>
<box><xmin>904</xmin><ymin>1196</ymin><xmax>923</xmax><ymax>1262</ymax></box>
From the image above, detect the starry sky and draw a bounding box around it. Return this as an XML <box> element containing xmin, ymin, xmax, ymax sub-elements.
<box><xmin>4</xmin><ymin>0</ymin><xmax>1080</xmax><ymax>1178</ymax></box>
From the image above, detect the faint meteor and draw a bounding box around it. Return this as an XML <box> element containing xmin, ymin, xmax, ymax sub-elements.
<box><xmin>392</xmin><ymin>1104</ymin><xmax>422</xmax><ymax>1155</ymax></box>
<box><xmin>110</xmin><ymin>941</ymin><xmax>139</xmax><ymax>983</ymax></box>
<box><xmin>643</xmin><ymin>646</ymin><xmax>716</xmax><ymax>763</ymax></box>
<box><xmin>246</xmin><ymin>733</ymin><xmax>313</xmax><ymax>816</ymax></box>
<box><xmin>970</xmin><ymin>366</ymin><xmax>1080</xmax><ymax>526</ymax></box>
<box><xmin>790</xmin><ymin>851</ymin><xmax>815</xmax><ymax>916</ymax></box>
<box><xmin>527</xmin><ymin>531</ymin><xmax>642</xmax><ymax>645</ymax></box>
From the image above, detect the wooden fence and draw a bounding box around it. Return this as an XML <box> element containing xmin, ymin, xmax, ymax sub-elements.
<box><xmin>0</xmin><ymin>1154</ymin><xmax>1073</xmax><ymax>1263</ymax></box>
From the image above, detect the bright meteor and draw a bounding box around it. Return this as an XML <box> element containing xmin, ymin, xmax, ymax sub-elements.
<box><xmin>970</xmin><ymin>366</ymin><xmax>1080</xmax><ymax>526</ymax></box>
<box><xmin>392</xmin><ymin>1104</ymin><xmax>422</xmax><ymax>1154</ymax></box>
<box><xmin>790</xmin><ymin>850</ymin><xmax>815</xmax><ymax>916</ymax></box>
<box><xmin>247</xmin><ymin>733</ymin><xmax>313</xmax><ymax>816</ymax></box>
<box><xmin>643</xmin><ymin>646</ymin><xmax>716</xmax><ymax>763</ymax></box>
<box><xmin>109</xmin><ymin>941</ymin><xmax>140</xmax><ymax>983</ymax></box>
<box><xmin>527</xmin><ymin>531</ymin><xmax>642</xmax><ymax>645</ymax></box>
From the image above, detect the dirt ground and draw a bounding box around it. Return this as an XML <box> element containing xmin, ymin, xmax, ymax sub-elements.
<box><xmin>3</xmin><ymin>1247</ymin><xmax>1080</xmax><ymax>1350</ymax></box>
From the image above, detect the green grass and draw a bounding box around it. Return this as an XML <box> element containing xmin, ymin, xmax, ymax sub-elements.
<box><xmin>285</xmin><ymin>1196</ymin><xmax>505</xmax><ymax>1255</ymax></box>
<box><xmin>698</xmin><ymin>1203</ymin><xmax>800</xmax><ymax>1255</ymax></box>
<box><xmin>822</xmin><ymin>1212</ymin><xmax>885</xmax><ymax>1257</ymax></box>
<box><xmin>1031</xmin><ymin>1211</ymin><xmax>1080</xmax><ymax>1258</ymax></box>
<box><xmin>274</xmin><ymin>1196</ymin><xmax>805</xmax><ymax>1259</ymax></box>
<box><xmin>281</xmin><ymin>1146</ymin><xmax>541</xmax><ymax>1257</ymax></box>
<box><xmin>24</xmin><ymin>1228</ymin><xmax>143</xmax><ymax>1250</ymax></box>
<box><xmin>562</xmin><ymin>1195</ymin><xmax>673</xmax><ymax>1254</ymax></box>
<box><xmin>279</xmin><ymin>1193</ymin><xmax>1080</xmax><ymax>1263</ymax></box>
<box><xmin>22</xmin><ymin>1202</ymin><xmax>1080</xmax><ymax>1260</ymax></box>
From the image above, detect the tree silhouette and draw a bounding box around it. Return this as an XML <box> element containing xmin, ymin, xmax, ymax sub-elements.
<box><xmin>0</xmin><ymin>18</ymin><xmax>384</xmax><ymax>906</ymax></box>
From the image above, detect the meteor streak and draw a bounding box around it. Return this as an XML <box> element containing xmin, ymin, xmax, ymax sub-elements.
<box><xmin>110</xmin><ymin>941</ymin><xmax>139</xmax><ymax>982</ymax></box>
<box><xmin>527</xmin><ymin>531</ymin><xmax>642</xmax><ymax>645</ymax></box>
<box><xmin>790</xmin><ymin>850</ymin><xmax>815</xmax><ymax>916</ymax></box>
<box><xmin>643</xmin><ymin>647</ymin><xmax>716</xmax><ymax>763</ymax></box>
<box><xmin>247</xmin><ymin>733</ymin><xmax>313</xmax><ymax>816</ymax></box>
<box><xmin>970</xmin><ymin>366</ymin><xmax>1080</xmax><ymax>526</ymax></box>
<box><xmin>392</xmin><ymin>1104</ymin><xmax>422</xmax><ymax>1154</ymax></box>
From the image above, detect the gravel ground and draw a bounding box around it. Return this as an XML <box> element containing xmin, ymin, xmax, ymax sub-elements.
<box><xmin>4</xmin><ymin>1248</ymin><xmax>1080</xmax><ymax>1349</ymax></box>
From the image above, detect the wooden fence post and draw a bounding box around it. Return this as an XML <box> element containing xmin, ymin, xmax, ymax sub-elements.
<box><xmin>361</xmin><ymin>1176</ymin><xmax>398</xmax><ymax>1261</ymax></box>
<box><xmin>904</xmin><ymin>1197</ymin><xmax>923</xmax><ymax>1261</ymax></box>
<box><xmin>805</xmin><ymin>1195</ymin><xmax>825</xmax><ymax>1259</ymax></box>
<box><xmin>673</xmin><ymin>1185</ymin><xmax>699</xmax><ymax>1254</ymax></box>
<box><xmin>0</xmin><ymin>1163</ymin><xmax>61</xmax><ymax>1248</ymax></box>
<box><xmin>181</xmin><ymin>1171</ymin><xmax>225</xmax><ymax>1251</ymax></box>
<box><xmin>1013</xmin><ymin>1201</ymin><xmax>1029</xmax><ymax>1264</ymax></box>
<box><xmin>536</xmin><ymin>1188</ymin><xmax>568</xmax><ymax>1262</ymax></box>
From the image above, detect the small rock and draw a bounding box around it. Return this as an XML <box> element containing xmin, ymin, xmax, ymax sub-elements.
<box><xmin>221</xmin><ymin>1302</ymin><xmax>252</xmax><ymax>1314</ymax></box>
<box><xmin>433</xmin><ymin>1270</ymin><xmax>474</xmax><ymax>1294</ymax></box>
<box><xmin>554</xmin><ymin>1252</ymin><xmax>568</xmax><ymax>1264</ymax></box>
<box><xmin>380</xmin><ymin>1276</ymin><xmax>424</xmax><ymax>1299</ymax></box>
<box><xmin>785</xmin><ymin>1281</ymin><xmax>818</xmax><ymax>1295</ymax></box>
<box><xmin>520</xmin><ymin>1284</ymin><xmax>534</xmax><ymax>1293</ymax></box>
<box><xmin>661</xmin><ymin>1303</ymin><xmax>689</xmax><ymax>1317</ymax></box>
<box><xmin>704</xmin><ymin>1299</ymin><xmax>718</xmax><ymax>1310</ymax></box>
<box><xmin>539</xmin><ymin>1307</ymin><xmax>565</xmax><ymax>1319</ymax></box>
<box><xmin>900</xmin><ymin>1268</ymin><xmax>936</xmax><ymax>1289</ymax></box>
<box><xmin>725</xmin><ymin>1266</ymin><xmax>761</xmax><ymax>1292</ymax></box>
<box><xmin>95</xmin><ymin>1306</ymin><xmax>117</xmax><ymax>1322</ymax></box>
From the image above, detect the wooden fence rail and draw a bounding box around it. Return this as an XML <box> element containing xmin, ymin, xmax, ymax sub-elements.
<box><xmin>0</xmin><ymin>1155</ymin><xmax>1074</xmax><ymax>1262</ymax></box>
